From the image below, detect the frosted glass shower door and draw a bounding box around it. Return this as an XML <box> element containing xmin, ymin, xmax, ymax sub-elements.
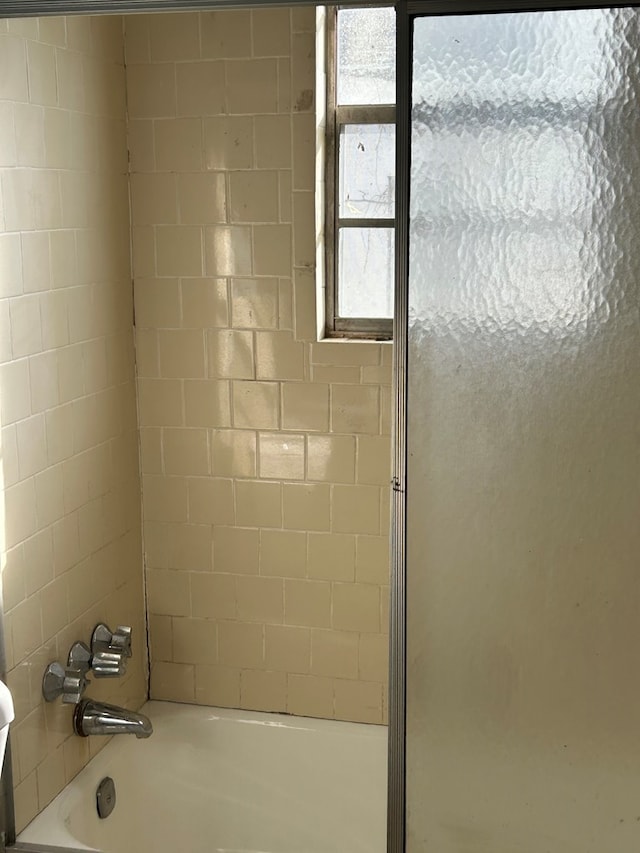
<box><xmin>406</xmin><ymin>8</ymin><xmax>640</xmax><ymax>852</ymax></box>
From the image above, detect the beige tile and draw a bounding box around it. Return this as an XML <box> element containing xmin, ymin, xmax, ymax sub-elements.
<box><xmin>293</xmin><ymin>191</ymin><xmax>314</xmax><ymax>268</ymax></box>
<box><xmin>308</xmin><ymin>533</ymin><xmax>355</xmax><ymax>582</ymax></box>
<box><xmin>149</xmin><ymin>12</ymin><xmax>199</xmax><ymax>61</ymax></box>
<box><xmin>0</xmin><ymin>302</ymin><xmax>11</xmax><ymax>364</ymax></box>
<box><xmin>147</xmin><ymin>569</ymin><xmax>191</xmax><ymax>617</ymax></box>
<box><xmin>166</xmin><ymin>522</ymin><xmax>213</xmax><ymax>572</ymax></box>
<box><xmin>163</xmin><ymin>428</ymin><xmax>209</xmax><ymax>475</ymax></box>
<box><xmin>218</xmin><ymin>620</ymin><xmax>264</xmax><ymax>669</ymax></box>
<box><xmin>282</xmin><ymin>383</ymin><xmax>328</xmax><ymax>432</ymax></box>
<box><xmin>201</xmin><ymin>10</ymin><xmax>251</xmax><ymax>59</ymax></box>
<box><xmin>292</xmin><ymin>113</ymin><xmax>315</xmax><ymax>190</ymax></box>
<box><xmin>126</xmin><ymin>64</ymin><xmax>176</xmax><ymax>118</ymax></box>
<box><xmin>143</xmin><ymin>475</ymin><xmax>188</xmax><ymax>522</ymax></box>
<box><xmin>332</xmin><ymin>582</ymin><xmax>380</xmax><ymax>633</ymax></box>
<box><xmin>62</xmin><ymin>733</ymin><xmax>90</xmax><ymax>785</ymax></box>
<box><xmin>158</xmin><ymin>329</ymin><xmax>206</xmax><ymax>378</ymax></box>
<box><xmin>252</xmin><ymin>8</ymin><xmax>291</xmax><ymax>57</ymax></box>
<box><xmin>357</xmin><ymin>435</ymin><xmax>391</xmax><ymax>485</ymax></box>
<box><xmin>1</xmin><ymin>424</ymin><xmax>19</xmax><ymax>488</ymax></box>
<box><xmin>135</xmin><ymin>329</ymin><xmax>159</xmax><ymax>378</ymax></box>
<box><xmin>259</xmin><ymin>529</ymin><xmax>306</xmax><ymax>578</ymax></box>
<box><xmin>312</xmin><ymin>365</ymin><xmax>361</xmax><ymax>385</ymax></box>
<box><xmin>241</xmin><ymin>669</ymin><xmax>286</xmax><ymax>712</ymax></box>
<box><xmin>151</xmin><ymin>661</ymin><xmax>195</xmax><ymax>702</ymax></box>
<box><xmin>155</xmin><ymin>118</ymin><xmax>203</xmax><ymax>172</ymax></box>
<box><xmin>0</xmin><ymin>359</ymin><xmax>31</xmax><ymax>426</ymax></box>
<box><xmin>205</xmin><ymin>225</ymin><xmax>252</xmax><ymax>277</ymax></box>
<box><xmin>265</xmin><ymin>624</ymin><xmax>310</xmax><ymax>673</ymax></box>
<box><xmin>287</xmin><ymin>674</ymin><xmax>333</xmax><ymax>719</ymax></box>
<box><xmin>52</xmin><ymin>514</ymin><xmax>80</xmax><ymax>576</ymax></box>
<box><xmin>235</xmin><ymin>479</ymin><xmax>281</xmax><ymax>528</ymax></box>
<box><xmin>255</xmin><ymin>331</ymin><xmax>304</xmax><ymax>381</ymax></box>
<box><xmin>188</xmin><ymin>477</ymin><xmax>234</xmax><ymax>524</ymax></box>
<box><xmin>211</xmin><ymin>429</ymin><xmax>256</xmax><ymax>478</ymax></box>
<box><xmin>334</xmin><ymin>679</ymin><xmax>383</xmax><ymax>725</ymax></box>
<box><xmin>16</xmin><ymin>414</ymin><xmax>47</xmax><ymax>479</ymax></box>
<box><xmin>227</xmin><ymin>58</ymin><xmax>278</xmax><ymax>114</ymax></box>
<box><xmin>204</xmin><ymin>116</ymin><xmax>253</xmax><ymax>170</ymax></box>
<box><xmin>253</xmin><ymin>225</ymin><xmax>291</xmax><ymax>277</ymax></box>
<box><xmin>11</xmin><ymin>594</ymin><xmax>43</xmax><ymax>663</ymax></box>
<box><xmin>331</xmin><ymin>385</ymin><xmax>380</xmax><ymax>434</ymax></box>
<box><xmin>35</xmin><ymin>465</ymin><xmax>66</xmax><ymax>530</ymax></box>
<box><xmin>359</xmin><ymin>633</ymin><xmax>389</xmax><ymax>683</ymax></box>
<box><xmin>292</xmin><ymin>33</ymin><xmax>315</xmax><ymax>114</ymax></box>
<box><xmin>356</xmin><ymin>535</ymin><xmax>390</xmax><ymax>585</ymax></box>
<box><xmin>156</xmin><ymin>227</ymin><xmax>203</xmax><ymax>278</ymax></box>
<box><xmin>177</xmin><ymin>174</ymin><xmax>227</xmax><ymax>227</ymax></box>
<box><xmin>311</xmin><ymin>341</ymin><xmax>381</xmax><ymax>367</ymax></box>
<box><xmin>131</xmin><ymin>227</ymin><xmax>156</xmax><ymax>278</ymax></box>
<box><xmin>29</xmin><ymin>350</ymin><xmax>60</xmax><ymax>412</ymax></box>
<box><xmin>14</xmin><ymin>771</ymin><xmax>38</xmax><ymax>835</ymax></box>
<box><xmin>21</xmin><ymin>232</ymin><xmax>50</xmax><ymax>293</ymax></box>
<box><xmin>285</xmin><ymin>579</ymin><xmax>330</xmax><ymax>628</ymax></box>
<box><xmin>0</xmin><ymin>233</ymin><xmax>24</xmax><ymax>299</ymax></box>
<box><xmin>311</xmin><ymin>629</ymin><xmax>358</xmax><ymax>680</ymax></box>
<box><xmin>283</xmin><ymin>483</ymin><xmax>330</xmax><ymax>532</ymax></box>
<box><xmin>380</xmin><ymin>584</ymin><xmax>390</xmax><ymax>630</ymax></box>
<box><xmin>307</xmin><ymin>435</ymin><xmax>355</xmax><ymax>483</ymax></box>
<box><xmin>22</xmin><ymin>529</ymin><xmax>53</xmax><ymax>596</ymax></box>
<box><xmin>49</xmin><ymin>231</ymin><xmax>77</xmax><ymax>291</ymax></box>
<box><xmin>278</xmin><ymin>172</ymin><xmax>293</xmax><ymax>224</ymax></box>
<box><xmin>259</xmin><ymin>432</ymin><xmax>304</xmax><ymax>480</ymax></box>
<box><xmin>5</xmin><ymin>479</ymin><xmax>38</xmax><ymax>550</ymax></box>
<box><xmin>229</xmin><ymin>171</ymin><xmax>278</xmax><ymax>223</ymax></box>
<box><xmin>127</xmin><ymin>119</ymin><xmax>154</xmax><ymax>171</ymax></box>
<box><xmin>131</xmin><ymin>173</ymin><xmax>177</xmax><ymax>226</ymax></box>
<box><xmin>172</xmin><ymin>617</ymin><xmax>217</xmax><ymax>665</ymax></box>
<box><xmin>27</xmin><ymin>40</ymin><xmax>57</xmax><ymax>106</ymax></box>
<box><xmin>232</xmin><ymin>380</ymin><xmax>279</xmax><ymax>430</ymax></box>
<box><xmin>231</xmin><ymin>278</ymin><xmax>278</xmax><ymax>330</ymax></box>
<box><xmin>195</xmin><ymin>664</ymin><xmax>240</xmax><ymax>707</ymax></box>
<box><xmin>2</xmin><ymin>545</ymin><xmax>25</xmax><ymax>612</ymax></box>
<box><xmin>149</xmin><ymin>613</ymin><xmax>172</xmax><ymax>661</ymax></box>
<box><xmin>254</xmin><ymin>115</ymin><xmax>292</xmax><ymax>169</ymax></box>
<box><xmin>213</xmin><ymin>525</ymin><xmax>258</xmax><ymax>574</ymax></box>
<box><xmin>332</xmin><ymin>484</ymin><xmax>380</xmax><ymax>535</ymax></box>
<box><xmin>177</xmin><ymin>61</ymin><xmax>226</xmax><ymax>117</ymax></box>
<box><xmin>182</xmin><ymin>278</ymin><xmax>228</xmax><ymax>328</ymax></box>
<box><xmin>138</xmin><ymin>378</ymin><xmax>184</xmax><ymax>427</ymax></box>
<box><xmin>36</xmin><ymin>746</ymin><xmax>65</xmax><ymax>811</ymax></box>
<box><xmin>191</xmin><ymin>572</ymin><xmax>236</xmax><ymax>619</ymax></box>
<box><xmin>124</xmin><ymin>14</ymin><xmax>150</xmax><ymax>63</ymax></box>
<box><xmin>236</xmin><ymin>575</ymin><xmax>283</xmax><ymax>623</ymax></box>
<box><xmin>208</xmin><ymin>329</ymin><xmax>254</xmax><ymax>379</ymax></box>
<box><xmin>184</xmin><ymin>379</ymin><xmax>231</xmax><ymax>427</ymax></box>
<box><xmin>0</xmin><ymin>33</ymin><xmax>29</xmax><ymax>102</ymax></box>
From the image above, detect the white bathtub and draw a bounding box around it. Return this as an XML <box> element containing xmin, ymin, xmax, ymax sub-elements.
<box><xmin>17</xmin><ymin>701</ymin><xmax>387</xmax><ymax>853</ymax></box>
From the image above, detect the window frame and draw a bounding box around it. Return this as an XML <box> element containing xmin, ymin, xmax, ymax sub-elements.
<box><xmin>324</xmin><ymin>5</ymin><xmax>396</xmax><ymax>340</ymax></box>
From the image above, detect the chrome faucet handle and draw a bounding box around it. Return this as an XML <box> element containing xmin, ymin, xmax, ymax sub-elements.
<box><xmin>92</xmin><ymin>624</ymin><xmax>132</xmax><ymax>657</ymax></box>
<box><xmin>42</xmin><ymin>662</ymin><xmax>90</xmax><ymax>704</ymax></box>
<box><xmin>90</xmin><ymin>624</ymin><xmax>132</xmax><ymax>678</ymax></box>
<box><xmin>68</xmin><ymin>641</ymin><xmax>92</xmax><ymax>675</ymax></box>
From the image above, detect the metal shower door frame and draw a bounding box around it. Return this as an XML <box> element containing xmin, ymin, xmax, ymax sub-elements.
<box><xmin>387</xmin><ymin>1</ymin><xmax>639</xmax><ymax>851</ymax></box>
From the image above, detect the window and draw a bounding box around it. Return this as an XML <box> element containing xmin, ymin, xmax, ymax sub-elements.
<box><xmin>325</xmin><ymin>6</ymin><xmax>396</xmax><ymax>339</ymax></box>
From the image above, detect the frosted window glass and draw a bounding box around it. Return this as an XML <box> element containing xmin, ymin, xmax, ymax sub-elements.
<box><xmin>338</xmin><ymin>228</ymin><xmax>394</xmax><ymax>318</ymax></box>
<box><xmin>337</xmin><ymin>8</ymin><xmax>395</xmax><ymax>106</ymax></box>
<box><xmin>339</xmin><ymin>124</ymin><xmax>395</xmax><ymax>219</ymax></box>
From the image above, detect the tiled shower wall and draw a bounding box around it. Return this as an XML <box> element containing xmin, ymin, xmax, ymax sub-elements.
<box><xmin>0</xmin><ymin>17</ymin><xmax>146</xmax><ymax>832</ymax></box>
<box><xmin>126</xmin><ymin>8</ymin><xmax>392</xmax><ymax>724</ymax></box>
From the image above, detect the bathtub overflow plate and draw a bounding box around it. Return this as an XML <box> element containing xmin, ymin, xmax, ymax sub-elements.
<box><xmin>96</xmin><ymin>776</ymin><xmax>116</xmax><ymax>819</ymax></box>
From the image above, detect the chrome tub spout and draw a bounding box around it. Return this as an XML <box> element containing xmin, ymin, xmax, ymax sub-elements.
<box><xmin>73</xmin><ymin>699</ymin><xmax>153</xmax><ymax>739</ymax></box>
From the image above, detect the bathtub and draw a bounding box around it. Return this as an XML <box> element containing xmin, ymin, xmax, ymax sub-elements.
<box><xmin>17</xmin><ymin>701</ymin><xmax>387</xmax><ymax>853</ymax></box>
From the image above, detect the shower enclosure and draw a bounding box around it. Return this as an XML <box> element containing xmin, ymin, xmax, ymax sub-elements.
<box><xmin>390</xmin><ymin>1</ymin><xmax>640</xmax><ymax>850</ymax></box>
<box><xmin>1</xmin><ymin>0</ymin><xmax>640</xmax><ymax>850</ymax></box>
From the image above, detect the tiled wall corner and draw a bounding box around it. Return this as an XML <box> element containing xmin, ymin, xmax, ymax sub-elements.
<box><xmin>0</xmin><ymin>16</ymin><xmax>146</xmax><ymax>833</ymax></box>
<box><xmin>126</xmin><ymin>7</ymin><xmax>392</xmax><ymax>727</ymax></box>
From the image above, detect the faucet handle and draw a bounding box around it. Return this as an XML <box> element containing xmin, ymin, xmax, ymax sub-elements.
<box><xmin>92</xmin><ymin>624</ymin><xmax>132</xmax><ymax>658</ymax></box>
<box><xmin>42</xmin><ymin>662</ymin><xmax>90</xmax><ymax>704</ymax></box>
<box><xmin>91</xmin><ymin>624</ymin><xmax>132</xmax><ymax>678</ymax></box>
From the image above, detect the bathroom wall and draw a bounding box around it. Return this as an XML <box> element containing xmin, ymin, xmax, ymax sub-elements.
<box><xmin>125</xmin><ymin>8</ymin><xmax>392</xmax><ymax>725</ymax></box>
<box><xmin>0</xmin><ymin>16</ymin><xmax>146</xmax><ymax>832</ymax></box>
